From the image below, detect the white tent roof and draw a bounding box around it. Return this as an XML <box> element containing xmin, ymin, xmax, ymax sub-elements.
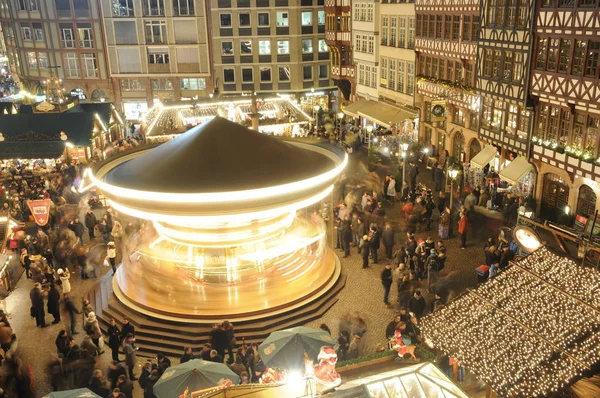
<box><xmin>499</xmin><ymin>156</ymin><xmax>534</xmax><ymax>185</ymax></box>
<box><xmin>470</xmin><ymin>145</ymin><xmax>497</xmax><ymax>168</ymax></box>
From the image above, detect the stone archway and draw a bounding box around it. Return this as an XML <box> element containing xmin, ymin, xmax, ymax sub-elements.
<box><xmin>577</xmin><ymin>185</ymin><xmax>597</xmax><ymax>218</ymax></box>
<box><xmin>468</xmin><ymin>138</ymin><xmax>481</xmax><ymax>162</ymax></box>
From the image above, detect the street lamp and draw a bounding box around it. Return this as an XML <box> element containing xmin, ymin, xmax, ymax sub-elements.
<box><xmin>400</xmin><ymin>142</ymin><xmax>409</xmax><ymax>192</ymax></box>
<box><xmin>448</xmin><ymin>167</ymin><xmax>459</xmax><ymax>238</ymax></box>
<box><xmin>366</xmin><ymin>125</ymin><xmax>373</xmax><ymax>149</ymax></box>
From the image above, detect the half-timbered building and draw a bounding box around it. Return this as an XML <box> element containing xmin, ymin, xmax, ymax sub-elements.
<box><xmin>415</xmin><ymin>0</ymin><xmax>482</xmax><ymax>163</ymax></box>
<box><xmin>325</xmin><ymin>0</ymin><xmax>355</xmax><ymax>101</ymax></box>
<box><xmin>529</xmin><ymin>0</ymin><xmax>600</xmax><ymax>223</ymax></box>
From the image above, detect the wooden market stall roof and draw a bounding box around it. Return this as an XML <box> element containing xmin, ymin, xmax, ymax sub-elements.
<box><xmin>420</xmin><ymin>246</ymin><xmax>600</xmax><ymax>398</ymax></box>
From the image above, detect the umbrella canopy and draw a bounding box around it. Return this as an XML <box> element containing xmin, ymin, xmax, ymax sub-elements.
<box><xmin>153</xmin><ymin>359</ymin><xmax>240</xmax><ymax>398</ymax></box>
<box><xmin>258</xmin><ymin>326</ymin><xmax>339</xmax><ymax>370</ymax></box>
<box><xmin>43</xmin><ymin>388</ymin><xmax>102</xmax><ymax>398</ymax></box>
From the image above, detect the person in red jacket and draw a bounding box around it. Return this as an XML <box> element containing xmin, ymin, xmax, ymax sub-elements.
<box><xmin>458</xmin><ymin>211</ymin><xmax>468</xmax><ymax>249</ymax></box>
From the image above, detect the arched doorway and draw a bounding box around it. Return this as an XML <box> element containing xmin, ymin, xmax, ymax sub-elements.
<box><xmin>576</xmin><ymin>185</ymin><xmax>597</xmax><ymax>218</ymax></box>
<box><xmin>91</xmin><ymin>89</ymin><xmax>107</xmax><ymax>101</ymax></box>
<box><xmin>469</xmin><ymin>138</ymin><xmax>481</xmax><ymax>162</ymax></box>
<box><xmin>540</xmin><ymin>173</ymin><xmax>570</xmax><ymax>223</ymax></box>
<box><xmin>453</xmin><ymin>131</ymin><xmax>465</xmax><ymax>160</ymax></box>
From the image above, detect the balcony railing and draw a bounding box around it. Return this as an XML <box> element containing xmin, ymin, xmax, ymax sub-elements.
<box><xmin>148</xmin><ymin>63</ymin><xmax>170</xmax><ymax>73</ymax></box>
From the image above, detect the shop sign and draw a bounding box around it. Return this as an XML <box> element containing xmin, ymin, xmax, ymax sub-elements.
<box><xmin>27</xmin><ymin>199</ymin><xmax>51</xmax><ymax>226</ymax></box>
<box><xmin>123</xmin><ymin>102</ymin><xmax>148</xmax><ymax>120</ymax></box>
<box><xmin>69</xmin><ymin>147</ymin><xmax>86</xmax><ymax>160</ymax></box>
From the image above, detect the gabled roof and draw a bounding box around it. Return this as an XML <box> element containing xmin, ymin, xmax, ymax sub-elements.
<box><xmin>420</xmin><ymin>247</ymin><xmax>600</xmax><ymax>397</ymax></box>
<box><xmin>103</xmin><ymin>116</ymin><xmax>336</xmax><ymax>193</ymax></box>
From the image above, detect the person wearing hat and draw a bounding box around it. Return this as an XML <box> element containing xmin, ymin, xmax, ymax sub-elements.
<box><xmin>347</xmin><ymin>334</ymin><xmax>361</xmax><ymax>359</ymax></box>
<box><xmin>107</xmin><ymin>242</ymin><xmax>117</xmax><ymax>276</ymax></box>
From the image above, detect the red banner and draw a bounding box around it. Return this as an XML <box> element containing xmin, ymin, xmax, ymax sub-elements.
<box><xmin>27</xmin><ymin>199</ymin><xmax>51</xmax><ymax>226</ymax></box>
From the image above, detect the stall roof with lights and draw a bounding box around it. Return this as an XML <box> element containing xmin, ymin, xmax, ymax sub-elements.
<box><xmin>420</xmin><ymin>246</ymin><xmax>600</xmax><ymax>398</ymax></box>
<box><xmin>104</xmin><ymin>116</ymin><xmax>337</xmax><ymax>193</ymax></box>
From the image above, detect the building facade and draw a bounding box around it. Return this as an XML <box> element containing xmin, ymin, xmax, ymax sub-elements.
<box><xmin>0</xmin><ymin>0</ymin><xmax>113</xmax><ymax>100</ymax></box>
<box><xmin>529</xmin><ymin>0</ymin><xmax>600</xmax><ymax>223</ymax></box>
<box><xmin>325</xmin><ymin>0</ymin><xmax>354</xmax><ymax>103</ymax></box>
<box><xmin>352</xmin><ymin>0</ymin><xmax>378</xmax><ymax>102</ymax></box>
<box><xmin>209</xmin><ymin>0</ymin><xmax>333</xmax><ymax>100</ymax></box>
<box><xmin>100</xmin><ymin>0</ymin><xmax>212</xmax><ymax>119</ymax></box>
<box><xmin>415</xmin><ymin>0</ymin><xmax>481</xmax><ymax>162</ymax></box>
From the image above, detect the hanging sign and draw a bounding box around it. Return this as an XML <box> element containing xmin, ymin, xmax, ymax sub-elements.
<box><xmin>431</xmin><ymin>100</ymin><xmax>446</xmax><ymax>122</ymax></box>
<box><xmin>27</xmin><ymin>199</ymin><xmax>51</xmax><ymax>226</ymax></box>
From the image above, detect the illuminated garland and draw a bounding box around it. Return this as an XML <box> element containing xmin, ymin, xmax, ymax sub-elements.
<box><xmin>416</xmin><ymin>75</ymin><xmax>475</xmax><ymax>94</ymax></box>
<box><xmin>420</xmin><ymin>247</ymin><xmax>600</xmax><ymax>397</ymax></box>
<box><xmin>531</xmin><ymin>136</ymin><xmax>600</xmax><ymax>165</ymax></box>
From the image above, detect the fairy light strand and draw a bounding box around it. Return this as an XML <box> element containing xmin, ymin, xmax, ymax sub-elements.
<box><xmin>420</xmin><ymin>247</ymin><xmax>600</xmax><ymax>397</ymax></box>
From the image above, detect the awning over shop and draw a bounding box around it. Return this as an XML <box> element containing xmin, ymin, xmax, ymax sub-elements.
<box><xmin>357</xmin><ymin>101</ymin><xmax>418</xmax><ymax>128</ymax></box>
<box><xmin>470</xmin><ymin>145</ymin><xmax>497</xmax><ymax>168</ymax></box>
<box><xmin>499</xmin><ymin>156</ymin><xmax>534</xmax><ymax>185</ymax></box>
<box><xmin>341</xmin><ymin>99</ymin><xmax>374</xmax><ymax>118</ymax></box>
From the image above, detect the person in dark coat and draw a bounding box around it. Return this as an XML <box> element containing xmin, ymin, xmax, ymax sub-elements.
<box><xmin>143</xmin><ymin>370</ymin><xmax>160</xmax><ymax>398</ymax></box>
<box><xmin>341</xmin><ymin>223</ymin><xmax>353</xmax><ymax>258</ymax></box>
<box><xmin>369</xmin><ymin>226</ymin><xmax>381</xmax><ymax>264</ymax></box>
<box><xmin>69</xmin><ymin>217</ymin><xmax>85</xmax><ymax>242</ymax></box>
<box><xmin>29</xmin><ymin>282</ymin><xmax>46</xmax><ymax>327</ymax></box>
<box><xmin>120</xmin><ymin>317</ymin><xmax>135</xmax><ymax>343</ymax></box>
<box><xmin>408</xmin><ymin>290</ymin><xmax>426</xmax><ymax>319</ymax></box>
<box><xmin>116</xmin><ymin>374</ymin><xmax>134</xmax><ymax>398</ymax></box>
<box><xmin>209</xmin><ymin>323</ymin><xmax>229</xmax><ymax>359</ymax></box>
<box><xmin>84</xmin><ymin>209</ymin><xmax>97</xmax><ymax>240</ymax></box>
<box><xmin>409</xmin><ymin>162</ymin><xmax>419</xmax><ymax>193</ymax></box>
<box><xmin>108</xmin><ymin>361</ymin><xmax>128</xmax><ymax>390</ymax></box>
<box><xmin>180</xmin><ymin>347</ymin><xmax>195</xmax><ymax>363</ymax></box>
<box><xmin>359</xmin><ymin>235</ymin><xmax>370</xmax><ymax>269</ymax></box>
<box><xmin>381</xmin><ymin>264</ymin><xmax>393</xmax><ymax>305</ymax></box>
<box><xmin>108</xmin><ymin>319</ymin><xmax>122</xmax><ymax>361</ymax></box>
<box><xmin>65</xmin><ymin>297</ymin><xmax>82</xmax><ymax>334</ymax></box>
<box><xmin>500</xmin><ymin>246</ymin><xmax>515</xmax><ymax>269</ymax></box>
<box><xmin>47</xmin><ymin>283</ymin><xmax>61</xmax><ymax>324</ymax></box>
<box><xmin>382</xmin><ymin>223</ymin><xmax>394</xmax><ymax>260</ymax></box>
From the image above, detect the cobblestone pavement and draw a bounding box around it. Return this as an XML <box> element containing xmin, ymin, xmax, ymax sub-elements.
<box><xmin>2</xmin><ymin>152</ymin><xmax>499</xmax><ymax>397</ymax></box>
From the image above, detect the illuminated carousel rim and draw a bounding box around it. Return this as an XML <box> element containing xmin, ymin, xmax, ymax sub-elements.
<box><xmin>111</xmin><ymin>248</ymin><xmax>342</xmax><ymax>323</ymax></box>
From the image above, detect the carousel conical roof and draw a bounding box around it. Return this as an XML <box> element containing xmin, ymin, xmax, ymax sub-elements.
<box><xmin>103</xmin><ymin>117</ymin><xmax>336</xmax><ymax>193</ymax></box>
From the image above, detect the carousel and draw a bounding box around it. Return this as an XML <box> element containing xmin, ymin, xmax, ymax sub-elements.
<box><xmin>83</xmin><ymin>117</ymin><xmax>346</xmax><ymax>319</ymax></box>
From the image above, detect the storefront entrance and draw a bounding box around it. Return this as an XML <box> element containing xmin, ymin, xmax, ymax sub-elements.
<box><xmin>541</xmin><ymin>173</ymin><xmax>570</xmax><ymax>223</ymax></box>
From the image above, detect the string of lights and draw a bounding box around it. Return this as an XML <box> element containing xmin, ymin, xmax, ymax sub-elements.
<box><xmin>420</xmin><ymin>247</ymin><xmax>600</xmax><ymax>397</ymax></box>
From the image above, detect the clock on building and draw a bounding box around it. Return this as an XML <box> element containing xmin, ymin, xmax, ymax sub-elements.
<box><xmin>432</xmin><ymin>104</ymin><xmax>445</xmax><ymax>118</ymax></box>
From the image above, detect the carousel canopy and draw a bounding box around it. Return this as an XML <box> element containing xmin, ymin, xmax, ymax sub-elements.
<box><xmin>420</xmin><ymin>247</ymin><xmax>600</xmax><ymax>398</ymax></box>
<box><xmin>103</xmin><ymin>116</ymin><xmax>336</xmax><ymax>193</ymax></box>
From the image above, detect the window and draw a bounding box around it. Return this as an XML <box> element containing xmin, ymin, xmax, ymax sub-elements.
<box><xmin>390</xmin><ymin>17</ymin><xmax>397</xmax><ymax>47</ymax></box>
<box><xmin>242</xmin><ymin>67</ymin><xmax>253</xmax><ymax>82</ymax></box>
<box><xmin>492</xmin><ymin>50</ymin><xmax>501</xmax><ymax>78</ymax></box>
<box><xmin>407</xmin><ymin>62</ymin><xmax>415</xmax><ymax>95</ymax></box>
<box><xmin>279</xmin><ymin>66</ymin><xmax>290</xmax><ymax>81</ymax></box>
<box><xmin>367</xmin><ymin>3</ymin><xmax>373</xmax><ymax>21</ymax></box>
<box><xmin>453</xmin><ymin>15</ymin><xmax>460</xmax><ymax>41</ymax></box>
<box><xmin>359</xmin><ymin>64</ymin><xmax>365</xmax><ymax>85</ymax></box>
<box><xmin>453</xmin><ymin>107</ymin><xmax>465</xmax><ymax>126</ymax></box>
<box><xmin>55</xmin><ymin>0</ymin><xmax>70</xmax><ymax>17</ymax></box>
<box><xmin>465</xmin><ymin>62</ymin><xmax>474</xmax><ymax>86</ymax></box>
<box><xmin>492</xmin><ymin>100</ymin><xmax>505</xmax><ymax>130</ymax></box>
<box><xmin>585</xmin><ymin>41</ymin><xmax>600</xmax><ymax>78</ymax></box>
<box><xmin>380</xmin><ymin>58</ymin><xmax>388</xmax><ymax>87</ymax></box>
<box><xmin>223</xmin><ymin>68</ymin><xmax>235</xmax><ymax>83</ymax></box>
<box><xmin>148</xmin><ymin>52</ymin><xmax>169</xmax><ymax>64</ymax></box>
<box><xmin>303</xmin><ymin>65</ymin><xmax>312</xmax><ymax>80</ymax></box>
<box><xmin>537</xmin><ymin>105</ymin><xmax>548</xmax><ymax>136</ymax></box>
<box><xmin>482</xmin><ymin>98</ymin><xmax>493</xmax><ymax>128</ymax></box>
<box><xmin>276</xmin><ymin>12</ymin><xmax>289</xmax><ymax>26</ymax></box>
<box><xmin>382</xmin><ymin>16</ymin><xmax>388</xmax><ymax>45</ymax></box>
<box><xmin>506</xmin><ymin>104</ymin><xmax>518</xmax><ymax>136</ymax></box>
<box><xmin>432</xmin><ymin>58</ymin><xmax>438</xmax><ymax>79</ymax></box>
<box><xmin>259</xmin><ymin>40</ymin><xmax>271</xmax><ymax>55</ymax></box>
<box><xmin>258</xmin><ymin>12</ymin><xmax>269</xmax><ymax>26</ymax></box>
<box><xmin>19</xmin><ymin>0</ymin><xmax>38</xmax><ymax>11</ymax></box>
<box><xmin>318</xmin><ymin>64</ymin><xmax>327</xmax><ymax>79</ymax></box>
<box><xmin>389</xmin><ymin>59</ymin><xmax>396</xmax><ymax>90</ymax></box>
<box><xmin>145</xmin><ymin>20</ymin><xmax>166</xmax><ymax>44</ymax></box>
<box><xmin>318</xmin><ymin>10</ymin><xmax>325</xmax><ymax>25</ymax></box>
<box><xmin>572</xmin><ymin>114</ymin><xmax>585</xmax><ymax>151</ymax></box>
<box><xmin>318</xmin><ymin>39</ymin><xmax>328</xmax><ymax>52</ymax></box>
<box><xmin>399</xmin><ymin>17</ymin><xmax>406</xmax><ymax>48</ymax></box>
<box><xmin>34</xmin><ymin>26</ymin><xmax>43</xmax><ymax>41</ymax></box>
<box><xmin>62</xmin><ymin>28</ymin><xmax>75</xmax><ymax>48</ymax></box>
<box><xmin>558</xmin><ymin>39</ymin><xmax>571</xmax><ymax>73</ymax></box>
<box><xmin>302</xmin><ymin>39</ymin><xmax>313</xmax><ymax>53</ymax></box>
<box><xmin>558</xmin><ymin>109</ymin><xmax>570</xmax><ymax>144</ymax></box>
<box><xmin>496</xmin><ymin>0</ymin><xmax>505</xmax><ymax>25</ymax></box>
<box><xmin>239</xmin><ymin>12</ymin><xmax>250</xmax><ymax>26</ymax></box>
<box><xmin>180</xmin><ymin>78</ymin><xmax>206</xmax><ymax>90</ymax></box>
<box><xmin>302</xmin><ymin>11</ymin><xmax>312</xmax><ymax>25</ymax></box>
<box><xmin>536</xmin><ymin>38</ymin><xmax>547</xmax><ymax>70</ymax></box>
<box><xmin>78</xmin><ymin>27</ymin><xmax>93</xmax><ymax>48</ymax></box>
<box><xmin>443</xmin><ymin>16</ymin><xmax>450</xmax><ymax>40</ymax></box>
<box><xmin>240</xmin><ymin>40</ymin><xmax>252</xmax><ymax>54</ymax></box>
<box><xmin>27</xmin><ymin>52</ymin><xmax>36</xmax><ymax>68</ymax></box>
<box><xmin>547</xmin><ymin>106</ymin><xmax>560</xmax><ymax>141</ymax></box>
<box><xmin>277</xmin><ymin>40</ymin><xmax>289</xmax><ymax>54</ymax></box>
<box><xmin>398</xmin><ymin>61</ymin><xmax>405</xmax><ymax>92</ymax></box>
<box><xmin>142</xmin><ymin>0</ymin><xmax>164</xmax><ymax>16</ymax></box>
<box><xmin>512</xmin><ymin>52</ymin><xmax>523</xmax><ymax>82</ymax></box>
<box><xmin>586</xmin><ymin>116</ymin><xmax>599</xmax><ymax>155</ymax></box>
<box><xmin>368</xmin><ymin>36</ymin><xmax>374</xmax><ymax>53</ymax></box>
<box><xmin>463</xmin><ymin>16</ymin><xmax>471</xmax><ymax>42</ymax></box>
<box><xmin>65</xmin><ymin>53</ymin><xmax>79</xmax><ymax>77</ymax></box>
<box><xmin>173</xmin><ymin>0</ymin><xmax>193</xmax><ymax>15</ymax></box>
<box><xmin>113</xmin><ymin>0</ymin><xmax>134</xmax><ymax>16</ymax></box>
<box><xmin>507</xmin><ymin>0</ymin><xmax>517</xmax><ymax>25</ymax></box>
<box><xmin>572</xmin><ymin>40</ymin><xmax>586</xmax><ymax>76</ymax></box>
<box><xmin>21</xmin><ymin>26</ymin><xmax>31</xmax><ymax>40</ymax></box>
<box><xmin>408</xmin><ymin>18</ymin><xmax>415</xmax><ymax>49</ymax></box>
<box><xmin>37</xmin><ymin>52</ymin><xmax>48</xmax><ymax>68</ymax></box>
<box><xmin>547</xmin><ymin>38</ymin><xmax>559</xmax><ymax>71</ymax></box>
<box><xmin>222</xmin><ymin>41</ymin><xmax>233</xmax><ymax>55</ymax></box>
<box><xmin>151</xmin><ymin>79</ymin><xmax>173</xmax><ymax>90</ymax></box>
<box><xmin>427</xmin><ymin>15</ymin><xmax>433</xmax><ymax>38</ymax></box>
<box><xmin>503</xmin><ymin>51</ymin><xmax>514</xmax><ymax>79</ymax></box>
<box><xmin>220</xmin><ymin>13</ymin><xmax>232</xmax><ymax>27</ymax></box>
<box><xmin>83</xmin><ymin>53</ymin><xmax>97</xmax><ymax>77</ymax></box>
<box><xmin>260</xmin><ymin>67</ymin><xmax>271</xmax><ymax>82</ymax></box>
<box><xmin>517</xmin><ymin>0</ymin><xmax>527</xmax><ymax>27</ymax></box>
<box><xmin>121</xmin><ymin>79</ymin><xmax>145</xmax><ymax>91</ymax></box>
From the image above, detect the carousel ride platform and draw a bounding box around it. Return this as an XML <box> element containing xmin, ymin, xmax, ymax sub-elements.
<box><xmin>88</xmin><ymin>257</ymin><xmax>345</xmax><ymax>357</ymax></box>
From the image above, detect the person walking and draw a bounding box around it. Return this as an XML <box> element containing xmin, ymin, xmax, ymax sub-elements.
<box><xmin>69</xmin><ymin>217</ymin><xmax>85</xmax><ymax>242</ymax></box>
<box><xmin>409</xmin><ymin>162</ymin><xmax>419</xmax><ymax>193</ymax></box>
<box><xmin>84</xmin><ymin>312</ymin><xmax>104</xmax><ymax>355</ymax></box>
<box><xmin>369</xmin><ymin>226</ymin><xmax>380</xmax><ymax>264</ymax></box>
<box><xmin>123</xmin><ymin>334</ymin><xmax>139</xmax><ymax>380</ymax></box>
<box><xmin>381</xmin><ymin>264</ymin><xmax>393</xmax><ymax>305</ymax></box>
<box><xmin>382</xmin><ymin>223</ymin><xmax>394</xmax><ymax>260</ymax></box>
<box><xmin>107</xmin><ymin>242</ymin><xmax>117</xmax><ymax>276</ymax></box>
<box><xmin>108</xmin><ymin>319</ymin><xmax>122</xmax><ymax>362</ymax></box>
<box><xmin>47</xmin><ymin>283</ymin><xmax>61</xmax><ymax>324</ymax></box>
<box><xmin>360</xmin><ymin>235</ymin><xmax>370</xmax><ymax>269</ymax></box>
<box><xmin>458</xmin><ymin>211</ymin><xmax>468</xmax><ymax>249</ymax></box>
<box><xmin>341</xmin><ymin>222</ymin><xmax>353</xmax><ymax>258</ymax></box>
<box><xmin>387</xmin><ymin>176</ymin><xmax>396</xmax><ymax>203</ymax></box>
<box><xmin>64</xmin><ymin>297</ymin><xmax>82</xmax><ymax>335</ymax></box>
<box><xmin>29</xmin><ymin>282</ymin><xmax>47</xmax><ymax>328</ymax></box>
<box><xmin>84</xmin><ymin>209</ymin><xmax>97</xmax><ymax>241</ymax></box>
<box><xmin>223</xmin><ymin>320</ymin><xmax>235</xmax><ymax>365</ymax></box>
<box><xmin>57</xmin><ymin>268</ymin><xmax>71</xmax><ymax>297</ymax></box>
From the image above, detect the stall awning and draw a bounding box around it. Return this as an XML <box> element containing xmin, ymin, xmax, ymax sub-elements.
<box><xmin>341</xmin><ymin>99</ymin><xmax>375</xmax><ymax>118</ymax></box>
<box><xmin>499</xmin><ymin>156</ymin><xmax>534</xmax><ymax>185</ymax></box>
<box><xmin>358</xmin><ymin>102</ymin><xmax>417</xmax><ymax>128</ymax></box>
<box><xmin>470</xmin><ymin>145</ymin><xmax>497</xmax><ymax>168</ymax></box>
